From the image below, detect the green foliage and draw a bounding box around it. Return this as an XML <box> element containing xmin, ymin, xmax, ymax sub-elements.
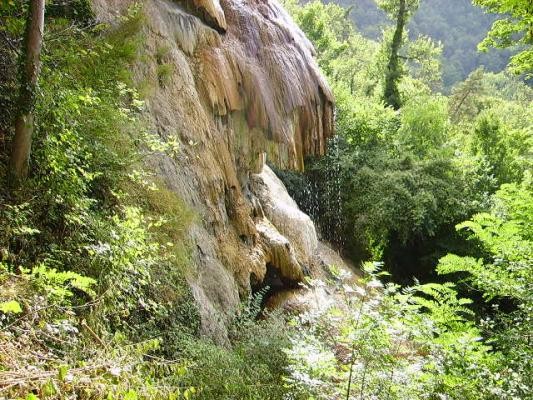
<box><xmin>179</xmin><ymin>318</ymin><xmax>296</xmax><ymax>400</ymax></box>
<box><xmin>473</xmin><ymin>0</ymin><xmax>533</xmax><ymax>76</ymax></box>
<box><xmin>283</xmin><ymin>0</ymin><xmax>384</xmax><ymax>101</ymax></box>
<box><xmin>27</xmin><ymin>263</ymin><xmax>96</xmax><ymax>305</ymax></box>
<box><xmin>0</xmin><ymin>300</ymin><xmax>22</xmax><ymax>314</ymax></box>
<box><xmin>157</xmin><ymin>63</ymin><xmax>174</xmax><ymax>87</ymax></box>
<box><xmin>47</xmin><ymin>0</ymin><xmax>94</xmax><ymax>24</ymax></box>
<box><xmin>0</xmin><ymin>2</ymin><xmax>305</xmax><ymax>398</ymax></box>
<box><xmin>0</xmin><ymin>4</ymin><xmax>200</xmax><ymax>398</ymax></box>
<box><xmin>412</xmin><ymin>282</ymin><xmax>474</xmax><ymax>328</ymax></box>
<box><xmin>281</xmin><ymin>8</ymin><xmax>532</xmax><ymax>398</ymax></box>
<box><xmin>377</xmin><ymin>0</ymin><xmax>419</xmax><ymax>17</ymax></box>
<box><xmin>180</xmin><ymin>311</ymin><xmax>302</xmax><ymax>400</ymax></box>
<box><xmin>285</xmin><ymin>264</ymin><xmax>506</xmax><ymax>399</ymax></box>
<box><xmin>434</xmin><ymin>178</ymin><xmax>533</xmax><ymax>398</ymax></box>
<box><xmin>283</xmin><ymin>0</ymin><xmax>531</xmax><ymax>280</ymax></box>
<box><xmin>449</xmin><ymin>67</ymin><xmax>533</xmax><ymax>124</ymax></box>
<box><xmin>333</xmin><ymin>0</ymin><xmax>515</xmax><ymax>87</ymax></box>
<box><xmin>297</xmin><ymin>125</ymin><xmax>475</xmax><ymax>266</ymax></box>
<box><xmin>397</xmin><ymin>94</ymin><xmax>448</xmax><ymax>157</ymax></box>
<box><xmin>1</xmin><ymin>1</ymin><xmax>531</xmax><ymax>399</ymax></box>
<box><xmin>471</xmin><ymin>111</ymin><xmax>531</xmax><ymax>187</ymax></box>
<box><xmin>283</xmin><ymin>0</ymin><xmax>487</xmax><ymax>269</ymax></box>
<box><xmin>449</xmin><ymin>68</ymin><xmax>487</xmax><ymax>122</ymax></box>
<box><xmin>283</xmin><ymin>0</ymin><xmax>376</xmax><ymax>86</ymax></box>
<box><xmin>438</xmin><ymin>178</ymin><xmax>533</xmax><ymax>301</ymax></box>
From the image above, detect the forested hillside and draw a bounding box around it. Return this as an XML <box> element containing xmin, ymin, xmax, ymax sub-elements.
<box><xmin>278</xmin><ymin>0</ymin><xmax>532</xmax><ymax>397</ymax></box>
<box><xmin>329</xmin><ymin>0</ymin><xmax>513</xmax><ymax>87</ymax></box>
<box><xmin>1</xmin><ymin>0</ymin><xmax>532</xmax><ymax>399</ymax></box>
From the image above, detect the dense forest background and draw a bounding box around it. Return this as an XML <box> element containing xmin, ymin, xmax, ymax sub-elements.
<box><xmin>328</xmin><ymin>0</ymin><xmax>513</xmax><ymax>87</ymax></box>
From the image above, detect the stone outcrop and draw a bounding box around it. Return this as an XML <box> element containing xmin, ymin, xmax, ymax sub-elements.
<box><xmin>92</xmin><ymin>0</ymin><xmax>334</xmax><ymax>343</ymax></box>
<box><xmin>251</xmin><ymin>165</ymin><xmax>318</xmax><ymax>267</ymax></box>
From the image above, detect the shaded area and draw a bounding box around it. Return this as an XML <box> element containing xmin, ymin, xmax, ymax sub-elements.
<box><xmin>251</xmin><ymin>262</ymin><xmax>301</xmax><ymax>310</ymax></box>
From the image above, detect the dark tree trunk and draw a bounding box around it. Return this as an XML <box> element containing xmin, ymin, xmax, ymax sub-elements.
<box><xmin>9</xmin><ymin>0</ymin><xmax>45</xmax><ymax>185</ymax></box>
<box><xmin>384</xmin><ymin>0</ymin><xmax>406</xmax><ymax>110</ymax></box>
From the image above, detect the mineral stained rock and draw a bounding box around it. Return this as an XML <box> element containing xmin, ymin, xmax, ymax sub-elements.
<box><xmin>93</xmin><ymin>0</ymin><xmax>333</xmax><ymax>343</ymax></box>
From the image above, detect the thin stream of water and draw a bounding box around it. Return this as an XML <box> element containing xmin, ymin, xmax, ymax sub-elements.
<box><xmin>301</xmin><ymin>136</ymin><xmax>345</xmax><ymax>254</ymax></box>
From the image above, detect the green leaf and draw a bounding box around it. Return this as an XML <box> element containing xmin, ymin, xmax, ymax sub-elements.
<box><xmin>0</xmin><ymin>300</ymin><xmax>22</xmax><ymax>314</ymax></box>
<box><xmin>123</xmin><ymin>390</ymin><xmax>138</xmax><ymax>400</ymax></box>
<box><xmin>58</xmin><ymin>365</ymin><xmax>69</xmax><ymax>381</ymax></box>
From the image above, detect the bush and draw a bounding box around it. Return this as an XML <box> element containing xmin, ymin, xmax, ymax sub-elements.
<box><xmin>0</xmin><ymin>4</ymin><xmax>200</xmax><ymax>398</ymax></box>
<box><xmin>180</xmin><ymin>312</ymin><xmax>304</xmax><ymax>400</ymax></box>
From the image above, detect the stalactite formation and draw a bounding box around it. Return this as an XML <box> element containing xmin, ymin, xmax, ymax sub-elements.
<box><xmin>93</xmin><ymin>0</ymin><xmax>334</xmax><ymax>342</ymax></box>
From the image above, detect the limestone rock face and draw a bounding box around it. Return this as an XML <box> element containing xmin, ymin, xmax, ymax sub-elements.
<box><xmin>251</xmin><ymin>165</ymin><xmax>318</xmax><ymax>267</ymax></box>
<box><xmin>255</xmin><ymin>218</ymin><xmax>305</xmax><ymax>283</ymax></box>
<box><xmin>92</xmin><ymin>0</ymin><xmax>333</xmax><ymax>343</ymax></box>
<box><xmin>264</xmin><ymin>240</ymin><xmax>363</xmax><ymax>315</ymax></box>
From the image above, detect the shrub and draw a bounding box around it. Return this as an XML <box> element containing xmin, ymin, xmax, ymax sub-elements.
<box><xmin>180</xmin><ymin>313</ymin><xmax>304</xmax><ymax>400</ymax></box>
<box><xmin>0</xmin><ymin>4</ymin><xmax>200</xmax><ymax>398</ymax></box>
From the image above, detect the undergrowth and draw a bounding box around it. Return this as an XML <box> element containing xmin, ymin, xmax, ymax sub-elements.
<box><xmin>0</xmin><ymin>3</ymin><xmax>300</xmax><ymax>399</ymax></box>
<box><xmin>0</xmin><ymin>3</ymin><xmax>201</xmax><ymax>399</ymax></box>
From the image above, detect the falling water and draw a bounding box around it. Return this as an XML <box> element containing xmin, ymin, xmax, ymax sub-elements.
<box><xmin>294</xmin><ymin>136</ymin><xmax>345</xmax><ymax>255</ymax></box>
<box><xmin>274</xmin><ymin>136</ymin><xmax>346</xmax><ymax>256</ymax></box>
<box><xmin>326</xmin><ymin>135</ymin><xmax>345</xmax><ymax>252</ymax></box>
<box><xmin>304</xmin><ymin>177</ymin><xmax>319</xmax><ymax>225</ymax></box>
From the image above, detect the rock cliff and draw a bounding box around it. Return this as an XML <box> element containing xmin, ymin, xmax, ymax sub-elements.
<box><xmin>92</xmin><ymin>0</ymin><xmax>334</xmax><ymax>343</ymax></box>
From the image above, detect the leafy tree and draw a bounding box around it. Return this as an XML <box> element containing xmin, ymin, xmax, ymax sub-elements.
<box><xmin>449</xmin><ymin>68</ymin><xmax>486</xmax><ymax>122</ymax></box>
<box><xmin>332</xmin><ymin>0</ymin><xmax>515</xmax><ymax>87</ymax></box>
<box><xmin>378</xmin><ymin>0</ymin><xmax>420</xmax><ymax>109</ymax></box>
<box><xmin>470</xmin><ymin>108</ymin><xmax>532</xmax><ymax>189</ymax></box>
<box><xmin>403</xmin><ymin>35</ymin><xmax>443</xmax><ymax>90</ymax></box>
<box><xmin>283</xmin><ymin>0</ymin><xmax>381</xmax><ymax>96</ymax></box>
<box><xmin>473</xmin><ymin>0</ymin><xmax>533</xmax><ymax>76</ymax></box>
<box><xmin>397</xmin><ymin>94</ymin><xmax>448</xmax><ymax>157</ymax></box>
<box><xmin>472</xmin><ymin>113</ymin><xmax>509</xmax><ymax>186</ymax></box>
<box><xmin>437</xmin><ymin>177</ymin><xmax>533</xmax><ymax>397</ymax></box>
<box><xmin>282</xmin><ymin>0</ymin><xmax>487</xmax><ymax>276</ymax></box>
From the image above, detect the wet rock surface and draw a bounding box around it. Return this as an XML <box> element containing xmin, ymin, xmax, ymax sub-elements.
<box><xmin>264</xmin><ymin>241</ymin><xmax>363</xmax><ymax>313</ymax></box>
<box><xmin>93</xmin><ymin>0</ymin><xmax>333</xmax><ymax>342</ymax></box>
<box><xmin>251</xmin><ymin>165</ymin><xmax>318</xmax><ymax>265</ymax></box>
